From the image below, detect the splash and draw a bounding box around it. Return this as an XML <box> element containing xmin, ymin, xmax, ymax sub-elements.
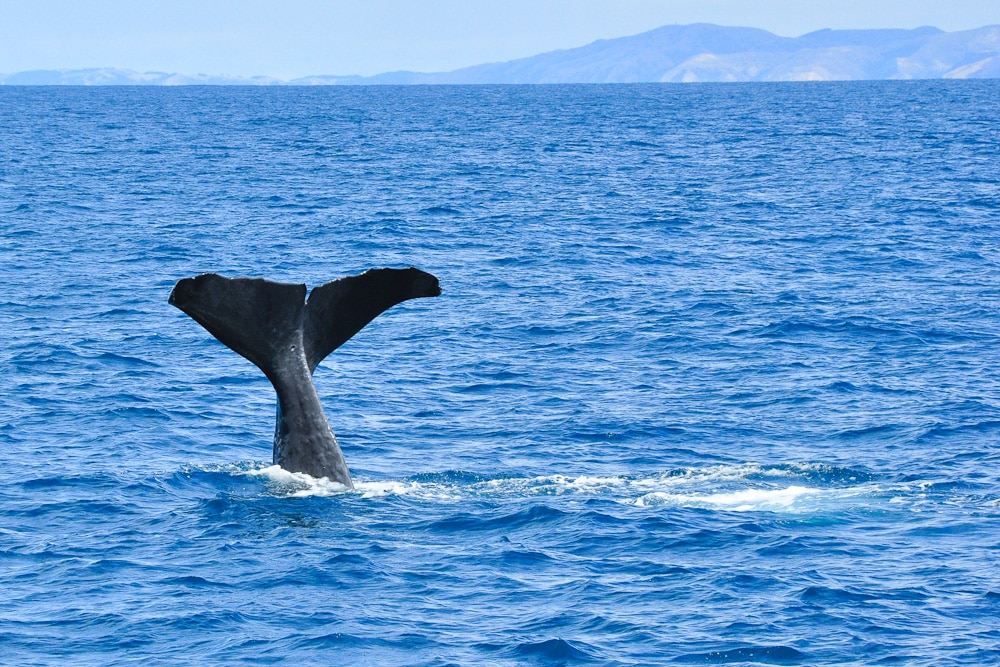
<box><xmin>228</xmin><ymin>461</ymin><xmax>893</xmax><ymax>512</ymax></box>
<box><xmin>245</xmin><ymin>465</ymin><xmax>351</xmax><ymax>497</ymax></box>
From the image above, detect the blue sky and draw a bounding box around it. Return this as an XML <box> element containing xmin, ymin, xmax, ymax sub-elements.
<box><xmin>2</xmin><ymin>0</ymin><xmax>998</xmax><ymax>78</ymax></box>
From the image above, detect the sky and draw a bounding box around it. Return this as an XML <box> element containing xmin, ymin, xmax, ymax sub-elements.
<box><xmin>1</xmin><ymin>0</ymin><xmax>999</xmax><ymax>79</ymax></box>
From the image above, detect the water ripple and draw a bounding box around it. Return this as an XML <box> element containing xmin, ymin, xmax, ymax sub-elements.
<box><xmin>2</xmin><ymin>82</ymin><xmax>999</xmax><ymax>665</ymax></box>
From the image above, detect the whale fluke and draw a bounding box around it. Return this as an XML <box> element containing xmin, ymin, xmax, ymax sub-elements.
<box><xmin>169</xmin><ymin>268</ymin><xmax>441</xmax><ymax>487</ymax></box>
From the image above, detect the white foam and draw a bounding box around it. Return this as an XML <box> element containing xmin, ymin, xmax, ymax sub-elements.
<box><xmin>634</xmin><ymin>485</ymin><xmax>820</xmax><ymax>511</ymax></box>
<box><xmin>354</xmin><ymin>480</ymin><xmax>461</xmax><ymax>500</ymax></box>
<box><xmin>219</xmin><ymin>462</ymin><xmax>903</xmax><ymax>511</ymax></box>
<box><xmin>246</xmin><ymin>465</ymin><xmax>351</xmax><ymax>497</ymax></box>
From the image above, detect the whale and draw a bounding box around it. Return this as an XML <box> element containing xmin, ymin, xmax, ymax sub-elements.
<box><xmin>169</xmin><ymin>268</ymin><xmax>441</xmax><ymax>488</ymax></box>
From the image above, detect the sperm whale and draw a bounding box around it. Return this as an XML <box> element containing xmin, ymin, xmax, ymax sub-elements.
<box><xmin>168</xmin><ymin>268</ymin><xmax>441</xmax><ymax>488</ymax></box>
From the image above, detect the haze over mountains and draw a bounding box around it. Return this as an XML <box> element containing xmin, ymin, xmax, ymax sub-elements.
<box><xmin>3</xmin><ymin>23</ymin><xmax>999</xmax><ymax>85</ymax></box>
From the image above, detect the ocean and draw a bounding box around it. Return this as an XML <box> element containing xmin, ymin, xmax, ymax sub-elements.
<box><xmin>1</xmin><ymin>81</ymin><xmax>999</xmax><ymax>665</ymax></box>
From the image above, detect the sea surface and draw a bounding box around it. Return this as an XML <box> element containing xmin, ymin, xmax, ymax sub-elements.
<box><xmin>2</xmin><ymin>82</ymin><xmax>1000</xmax><ymax>665</ymax></box>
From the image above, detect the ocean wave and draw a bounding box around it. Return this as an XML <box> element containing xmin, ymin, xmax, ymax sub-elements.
<box><xmin>7</xmin><ymin>83</ymin><xmax>1000</xmax><ymax>666</ymax></box>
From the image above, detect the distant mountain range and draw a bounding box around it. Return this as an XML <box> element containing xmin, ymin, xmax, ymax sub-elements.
<box><xmin>3</xmin><ymin>23</ymin><xmax>999</xmax><ymax>85</ymax></box>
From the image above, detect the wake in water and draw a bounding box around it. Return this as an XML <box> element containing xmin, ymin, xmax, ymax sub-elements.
<box><xmin>216</xmin><ymin>461</ymin><xmax>936</xmax><ymax>513</ymax></box>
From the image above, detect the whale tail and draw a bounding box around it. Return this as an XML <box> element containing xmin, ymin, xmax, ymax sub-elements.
<box><xmin>168</xmin><ymin>267</ymin><xmax>442</xmax><ymax>378</ymax></box>
<box><xmin>169</xmin><ymin>267</ymin><xmax>441</xmax><ymax>483</ymax></box>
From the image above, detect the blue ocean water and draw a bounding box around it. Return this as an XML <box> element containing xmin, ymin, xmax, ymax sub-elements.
<box><xmin>1</xmin><ymin>81</ymin><xmax>1000</xmax><ymax>665</ymax></box>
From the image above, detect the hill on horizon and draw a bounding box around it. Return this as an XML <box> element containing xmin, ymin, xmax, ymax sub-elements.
<box><xmin>3</xmin><ymin>23</ymin><xmax>1000</xmax><ymax>85</ymax></box>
